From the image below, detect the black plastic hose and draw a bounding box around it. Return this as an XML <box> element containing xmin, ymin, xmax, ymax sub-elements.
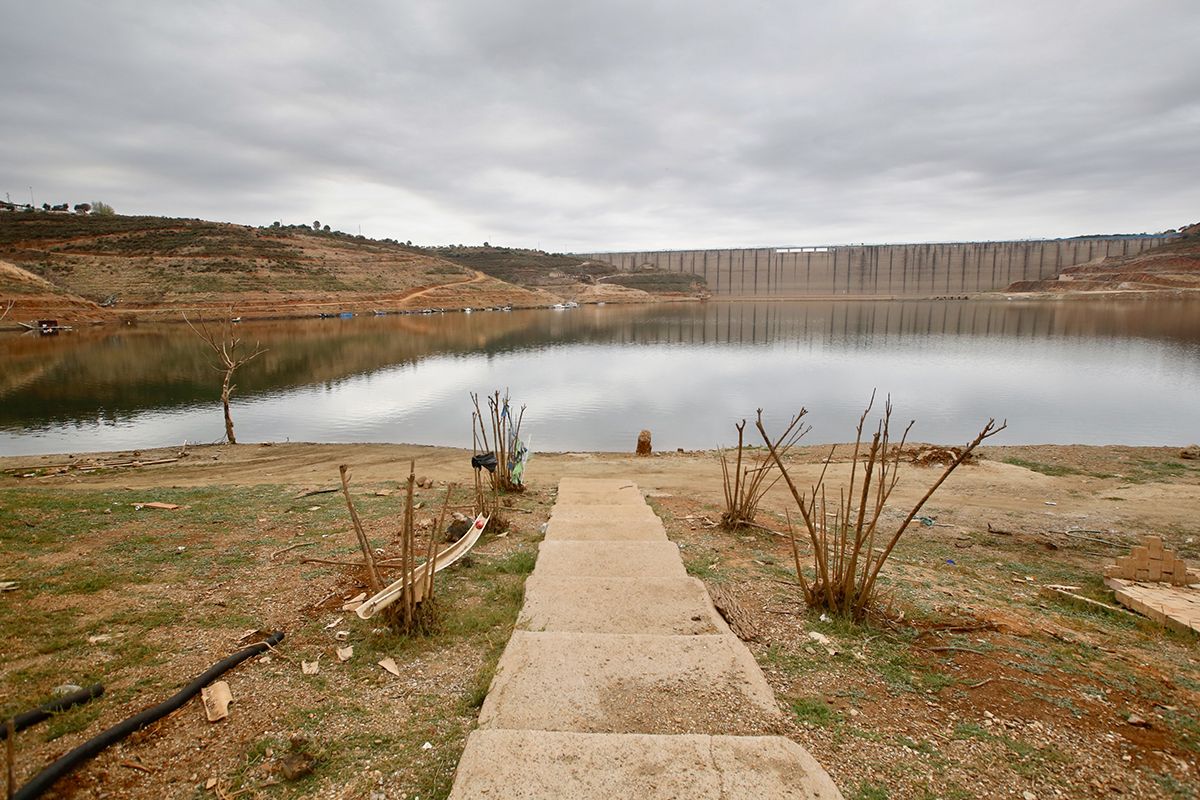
<box><xmin>1</xmin><ymin>684</ymin><xmax>105</xmax><ymax>741</ymax></box>
<box><xmin>13</xmin><ymin>631</ymin><xmax>284</xmax><ymax>800</ymax></box>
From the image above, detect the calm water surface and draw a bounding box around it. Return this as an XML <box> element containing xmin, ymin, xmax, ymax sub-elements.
<box><xmin>2</xmin><ymin>300</ymin><xmax>1199</xmax><ymax>456</ymax></box>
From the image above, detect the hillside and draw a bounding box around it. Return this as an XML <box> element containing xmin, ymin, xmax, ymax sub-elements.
<box><xmin>0</xmin><ymin>214</ymin><xmax>575</xmax><ymax>325</ymax></box>
<box><xmin>1007</xmin><ymin>222</ymin><xmax>1200</xmax><ymax>295</ymax></box>
<box><xmin>429</xmin><ymin>245</ymin><xmax>709</xmax><ymax>298</ymax></box>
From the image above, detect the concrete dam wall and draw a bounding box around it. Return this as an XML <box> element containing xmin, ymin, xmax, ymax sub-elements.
<box><xmin>577</xmin><ymin>236</ymin><xmax>1174</xmax><ymax>297</ymax></box>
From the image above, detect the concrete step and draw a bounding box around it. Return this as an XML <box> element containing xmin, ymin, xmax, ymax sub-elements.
<box><xmin>556</xmin><ymin>477</ymin><xmax>640</xmax><ymax>494</ymax></box>
<box><xmin>549</xmin><ymin>504</ymin><xmax>659</xmax><ymax>523</ymax></box>
<box><xmin>544</xmin><ymin>516</ymin><xmax>668</xmax><ymax>541</ymax></box>
<box><xmin>554</xmin><ymin>479</ymin><xmax>648</xmax><ymax>503</ymax></box>
<box><xmin>450</xmin><ymin>729</ymin><xmax>842</xmax><ymax>799</ymax></box>
<box><xmin>555</xmin><ymin>484</ymin><xmax>645</xmax><ymax>505</ymax></box>
<box><xmin>519</xmin><ymin>575</ymin><xmax>728</xmax><ymax>635</ymax></box>
<box><xmin>479</xmin><ymin>631</ymin><xmax>782</xmax><ymax>735</ymax></box>
<box><xmin>533</xmin><ymin>540</ymin><xmax>687</xmax><ymax>579</ymax></box>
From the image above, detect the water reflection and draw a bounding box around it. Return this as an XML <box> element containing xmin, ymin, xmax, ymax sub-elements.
<box><xmin>2</xmin><ymin>299</ymin><xmax>1198</xmax><ymax>455</ymax></box>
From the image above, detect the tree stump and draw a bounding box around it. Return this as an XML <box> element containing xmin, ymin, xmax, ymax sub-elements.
<box><xmin>636</xmin><ymin>429</ymin><xmax>652</xmax><ymax>456</ymax></box>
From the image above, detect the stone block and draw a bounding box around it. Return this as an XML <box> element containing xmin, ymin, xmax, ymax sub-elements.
<box><xmin>519</xmin><ymin>576</ymin><xmax>728</xmax><ymax>635</ymax></box>
<box><xmin>478</xmin><ymin>631</ymin><xmax>783</xmax><ymax>735</ymax></box>
<box><xmin>450</xmin><ymin>730</ymin><xmax>844</xmax><ymax>799</ymax></box>
<box><xmin>1148</xmin><ymin>561</ymin><xmax>1162</xmax><ymax>581</ymax></box>
<box><xmin>534</xmin><ymin>540</ymin><xmax>687</xmax><ymax>579</ymax></box>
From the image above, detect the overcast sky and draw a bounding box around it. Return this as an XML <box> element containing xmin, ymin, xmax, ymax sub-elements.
<box><xmin>2</xmin><ymin>2</ymin><xmax>1197</xmax><ymax>251</ymax></box>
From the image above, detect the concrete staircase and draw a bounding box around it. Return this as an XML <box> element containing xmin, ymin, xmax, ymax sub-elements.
<box><xmin>449</xmin><ymin>478</ymin><xmax>842</xmax><ymax>799</ymax></box>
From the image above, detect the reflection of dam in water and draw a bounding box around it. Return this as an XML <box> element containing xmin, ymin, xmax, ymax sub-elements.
<box><xmin>578</xmin><ymin>236</ymin><xmax>1175</xmax><ymax>297</ymax></box>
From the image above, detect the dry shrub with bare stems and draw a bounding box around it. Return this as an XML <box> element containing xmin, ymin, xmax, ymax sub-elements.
<box><xmin>754</xmin><ymin>394</ymin><xmax>1005</xmax><ymax>620</ymax></box>
<box><xmin>183</xmin><ymin>313</ymin><xmax>266</xmax><ymax>444</ymax></box>
<box><xmin>471</xmin><ymin>389</ymin><xmax>528</xmax><ymax>493</ymax></box>
<box><xmin>337</xmin><ymin>462</ymin><xmax>449</xmax><ymax>635</ymax></box>
<box><xmin>1</xmin><ymin>299</ymin><xmax>13</xmax><ymax>322</ymax></box>
<box><xmin>718</xmin><ymin>419</ymin><xmax>791</xmax><ymax>531</ymax></box>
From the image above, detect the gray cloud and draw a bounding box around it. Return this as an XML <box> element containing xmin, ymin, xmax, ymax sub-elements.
<box><xmin>2</xmin><ymin>1</ymin><xmax>1197</xmax><ymax>250</ymax></box>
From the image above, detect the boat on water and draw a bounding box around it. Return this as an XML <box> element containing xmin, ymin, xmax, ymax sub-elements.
<box><xmin>18</xmin><ymin>319</ymin><xmax>74</xmax><ymax>335</ymax></box>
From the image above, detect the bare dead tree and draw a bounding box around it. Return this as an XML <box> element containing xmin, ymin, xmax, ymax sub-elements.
<box><xmin>754</xmin><ymin>394</ymin><xmax>1006</xmax><ymax>620</ymax></box>
<box><xmin>0</xmin><ymin>300</ymin><xmax>13</xmax><ymax>322</ymax></box>
<box><xmin>183</xmin><ymin>314</ymin><xmax>266</xmax><ymax>444</ymax></box>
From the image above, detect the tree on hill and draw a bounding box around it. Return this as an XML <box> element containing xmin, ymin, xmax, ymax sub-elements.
<box><xmin>92</xmin><ymin>201</ymin><xmax>115</xmax><ymax>216</ymax></box>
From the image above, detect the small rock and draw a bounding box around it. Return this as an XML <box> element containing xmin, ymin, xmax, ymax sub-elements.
<box><xmin>1023</xmin><ymin>792</ymin><xmax>1037</xmax><ymax>800</ymax></box>
<box><xmin>446</xmin><ymin>517</ymin><xmax>471</xmax><ymax>542</ymax></box>
<box><xmin>278</xmin><ymin>752</ymin><xmax>315</xmax><ymax>781</ymax></box>
<box><xmin>51</xmin><ymin>684</ymin><xmax>83</xmax><ymax>696</ymax></box>
<box><xmin>1127</xmin><ymin>713</ymin><xmax>1150</xmax><ymax>728</ymax></box>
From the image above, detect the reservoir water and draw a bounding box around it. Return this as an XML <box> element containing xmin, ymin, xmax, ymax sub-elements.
<box><xmin>1</xmin><ymin>299</ymin><xmax>1199</xmax><ymax>456</ymax></box>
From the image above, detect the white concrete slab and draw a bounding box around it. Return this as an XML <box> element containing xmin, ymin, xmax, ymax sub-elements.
<box><xmin>450</xmin><ymin>730</ymin><xmax>844</xmax><ymax>799</ymax></box>
<box><xmin>519</xmin><ymin>575</ymin><xmax>728</xmax><ymax>635</ymax></box>
<box><xmin>544</xmin><ymin>517</ymin><xmax>668</xmax><ymax>541</ymax></box>
<box><xmin>533</xmin><ymin>540</ymin><xmax>687</xmax><ymax>579</ymax></box>
<box><xmin>479</xmin><ymin>631</ymin><xmax>782</xmax><ymax>735</ymax></box>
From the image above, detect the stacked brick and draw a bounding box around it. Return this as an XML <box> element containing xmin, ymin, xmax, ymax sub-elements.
<box><xmin>1103</xmin><ymin>536</ymin><xmax>1198</xmax><ymax>585</ymax></box>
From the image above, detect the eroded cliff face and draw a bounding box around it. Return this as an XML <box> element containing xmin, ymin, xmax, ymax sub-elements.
<box><xmin>1007</xmin><ymin>227</ymin><xmax>1200</xmax><ymax>295</ymax></box>
<box><xmin>0</xmin><ymin>259</ymin><xmax>114</xmax><ymax>327</ymax></box>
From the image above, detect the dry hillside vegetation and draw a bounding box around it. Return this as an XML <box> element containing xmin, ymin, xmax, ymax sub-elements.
<box><xmin>0</xmin><ymin>215</ymin><xmax>552</xmax><ymax>321</ymax></box>
<box><xmin>0</xmin><ymin>215</ymin><xmax>702</xmax><ymax>325</ymax></box>
<box><xmin>431</xmin><ymin>245</ymin><xmax>708</xmax><ymax>298</ymax></box>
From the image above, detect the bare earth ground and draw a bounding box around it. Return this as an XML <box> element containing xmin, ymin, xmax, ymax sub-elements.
<box><xmin>1</xmin><ymin>442</ymin><xmax>1198</xmax><ymax>799</ymax></box>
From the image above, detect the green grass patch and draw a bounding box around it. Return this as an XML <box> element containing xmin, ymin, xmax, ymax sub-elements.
<box><xmin>791</xmin><ymin>696</ymin><xmax>835</xmax><ymax>727</ymax></box>
<box><xmin>1001</xmin><ymin>458</ymin><xmax>1111</xmax><ymax>479</ymax></box>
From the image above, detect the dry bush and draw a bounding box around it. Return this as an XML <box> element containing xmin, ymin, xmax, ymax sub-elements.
<box><xmin>718</xmin><ymin>419</ymin><xmax>795</xmax><ymax>530</ymax></box>
<box><xmin>471</xmin><ymin>388</ymin><xmax>529</xmax><ymax>498</ymax></box>
<box><xmin>755</xmin><ymin>394</ymin><xmax>1004</xmax><ymax>620</ymax></box>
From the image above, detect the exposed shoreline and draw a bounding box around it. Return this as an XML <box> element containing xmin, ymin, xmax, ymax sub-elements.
<box><xmin>5</xmin><ymin>287</ymin><xmax>1200</xmax><ymax>333</ymax></box>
